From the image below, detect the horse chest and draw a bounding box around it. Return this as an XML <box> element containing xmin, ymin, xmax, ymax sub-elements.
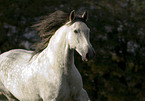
<box><xmin>55</xmin><ymin>75</ymin><xmax>71</xmax><ymax>100</ymax></box>
<box><xmin>56</xmin><ymin>67</ymin><xmax>83</xmax><ymax>100</ymax></box>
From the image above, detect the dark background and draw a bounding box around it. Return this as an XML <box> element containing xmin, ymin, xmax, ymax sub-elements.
<box><xmin>0</xmin><ymin>0</ymin><xmax>145</xmax><ymax>101</ymax></box>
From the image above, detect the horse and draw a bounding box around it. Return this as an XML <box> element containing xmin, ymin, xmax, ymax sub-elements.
<box><xmin>0</xmin><ymin>10</ymin><xmax>95</xmax><ymax>101</ymax></box>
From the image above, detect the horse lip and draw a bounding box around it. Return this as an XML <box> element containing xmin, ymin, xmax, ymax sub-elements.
<box><xmin>82</xmin><ymin>56</ymin><xmax>88</xmax><ymax>62</ymax></box>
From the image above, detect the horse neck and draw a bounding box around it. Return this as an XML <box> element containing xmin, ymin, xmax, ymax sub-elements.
<box><xmin>38</xmin><ymin>25</ymin><xmax>74</xmax><ymax>73</ymax></box>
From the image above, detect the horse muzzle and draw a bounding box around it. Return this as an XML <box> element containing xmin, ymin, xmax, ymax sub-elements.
<box><xmin>82</xmin><ymin>48</ymin><xmax>95</xmax><ymax>61</ymax></box>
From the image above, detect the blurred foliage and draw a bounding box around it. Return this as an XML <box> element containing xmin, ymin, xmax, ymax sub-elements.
<box><xmin>0</xmin><ymin>0</ymin><xmax>145</xmax><ymax>101</ymax></box>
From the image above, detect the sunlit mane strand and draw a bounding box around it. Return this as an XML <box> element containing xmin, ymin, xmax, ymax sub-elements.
<box><xmin>32</xmin><ymin>10</ymin><xmax>86</xmax><ymax>55</ymax></box>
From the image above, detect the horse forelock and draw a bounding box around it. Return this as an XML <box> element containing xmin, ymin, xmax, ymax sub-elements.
<box><xmin>71</xmin><ymin>17</ymin><xmax>86</xmax><ymax>24</ymax></box>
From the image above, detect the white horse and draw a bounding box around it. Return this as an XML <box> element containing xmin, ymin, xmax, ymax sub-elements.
<box><xmin>0</xmin><ymin>10</ymin><xmax>95</xmax><ymax>101</ymax></box>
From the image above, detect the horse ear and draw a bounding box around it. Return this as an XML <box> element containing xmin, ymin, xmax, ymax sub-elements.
<box><xmin>69</xmin><ymin>10</ymin><xmax>75</xmax><ymax>21</ymax></box>
<box><xmin>82</xmin><ymin>11</ymin><xmax>88</xmax><ymax>22</ymax></box>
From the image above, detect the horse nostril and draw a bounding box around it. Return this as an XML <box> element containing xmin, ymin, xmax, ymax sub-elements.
<box><xmin>86</xmin><ymin>50</ymin><xmax>95</xmax><ymax>60</ymax></box>
<box><xmin>93</xmin><ymin>51</ymin><xmax>96</xmax><ymax>57</ymax></box>
<box><xmin>86</xmin><ymin>52</ymin><xmax>90</xmax><ymax>59</ymax></box>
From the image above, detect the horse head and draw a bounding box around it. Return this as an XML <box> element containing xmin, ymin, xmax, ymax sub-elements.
<box><xmin>67</xmin><ymin>10</ymin><xmax>95</xmax><ymax>61</ymax></box>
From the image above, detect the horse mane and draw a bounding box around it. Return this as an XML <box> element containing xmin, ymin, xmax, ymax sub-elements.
<box><xmin>32</xmin><ymin>11</ymin><xmax>69</xmax><ymax>55</ymax></box>
<box><xmin>32</xmin><ymin>10</ymin><xmax>86</xmax><ymax>56</ymax></box>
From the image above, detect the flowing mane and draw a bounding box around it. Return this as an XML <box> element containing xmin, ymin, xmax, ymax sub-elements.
<box><xmin>32</xmin><ymin>10</ymin><xmax>87</xmax><ymax>55</ymax></box>
<box><xmin>32</xmin><ymin>11</ymin><xmax>69</xmax><ymax>54</ymax></box>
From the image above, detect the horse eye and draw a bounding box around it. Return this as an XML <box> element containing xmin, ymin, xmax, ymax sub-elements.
<box><xmin>74</xmin><ymin>30</ymin><xmax>78</xmax><ymax>33</ymax></box>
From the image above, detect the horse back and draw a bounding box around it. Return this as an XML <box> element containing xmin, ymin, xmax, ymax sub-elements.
<box><xmin>0</xmin><ymin>49</ymin><xmax>33</xmax><ymax>71</ymax></box>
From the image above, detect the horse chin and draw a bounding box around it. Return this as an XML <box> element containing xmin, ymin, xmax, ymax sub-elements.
<box><xmin>82</xmin><ymin>56</ymin><xmax>88</xmax><ymax>62</ymax></box>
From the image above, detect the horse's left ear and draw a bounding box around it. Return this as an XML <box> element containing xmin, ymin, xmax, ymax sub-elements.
<box><xmin>69</xmin><ymin>10</ymin><xmax>75</xmax><ymax>21</ymax></box>
<box><xmin>82</xmin><ymin>11</ymin><xmax>88</xmax><ymax>22</ymax></box>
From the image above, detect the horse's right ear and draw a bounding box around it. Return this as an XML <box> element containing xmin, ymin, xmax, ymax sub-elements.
<box><xmin>69</xmin><ymin>10</ymin><xmax>75</xmax><ymax>21</ymax></box>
